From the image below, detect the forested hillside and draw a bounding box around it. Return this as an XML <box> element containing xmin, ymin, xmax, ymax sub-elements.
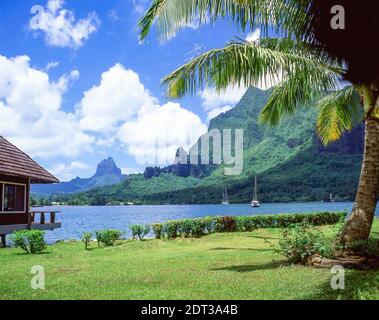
<box><xmin>55</xmin><ymin>87</ymin><xmax>363</xmax><ymax>205</ymax></box>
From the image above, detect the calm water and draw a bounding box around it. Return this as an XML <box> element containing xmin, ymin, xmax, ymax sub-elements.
<box><xmin>36</xmin><ymin>202</ymin><xmax>379</xmax><ymax>243</ymax></box>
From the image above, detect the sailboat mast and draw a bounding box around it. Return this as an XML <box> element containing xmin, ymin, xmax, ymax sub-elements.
<box><xmin>224</xmin><ymin>186</ymin><xmax>229</xmax><ymax>202</ymax></box>
<box><xmin>254</xmin><ymin>176</ymin><xmax>258</xmax><ymax>201</ymax></box>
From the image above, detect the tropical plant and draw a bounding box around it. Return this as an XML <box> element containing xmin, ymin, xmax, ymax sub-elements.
<box><xmin>95</xmin><ymin>229</ymin><xmax>122</xmax><ymax>247</ymax></box>
<box><xmin>215</xmin><ymin>216</ymin><xmax>237</xmax><ymax>232</ymax></box>
<box><xmin>163</xmin><ymin>221</ymin><xmax>180</xmax><ymax>239</ymax></box>
<box><xmin>139</xmin><ymin>0</ymin><xmax>379</xmax><ymax>242</ymax></box>
<box><xmin>344</xmin><ymin>238</ymin><xmax>379</xmax><ymax>257</ymax></box>
<box><xmin>130</xmin><ymin>224</ymin><xmax>151</xmax><ymax>241</ymax></box>
<box><xmin>82</xmin><ymin>232</ymin><xmax>93</xmax><ymax>250</ymax></box>
<box><xmin>276</xmin><ymin>224</ymin><xmax>335</xmax><ymax>264</ymax></box>
<box><xmin>11</xmin><ymin>230</ymin><xmax>46</xmax><ymax>254</ymax></box>
<box><xmin>152</xmin><ymin>223</ymin><xmax>163</xmax><ymax>239</ymax></box>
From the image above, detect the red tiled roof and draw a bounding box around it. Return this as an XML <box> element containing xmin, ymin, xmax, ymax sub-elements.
<box><xmin>0</xmin><ymin>136</ymin><xmax>59</xmax><ymax>184</ymax></box>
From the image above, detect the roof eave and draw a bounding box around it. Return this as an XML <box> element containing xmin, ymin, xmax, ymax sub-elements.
<box><xmin>30</xmin><ymin>177</ymin><xmax>60</xmax><ymax>184</ymax></box>
<box><xmin>0</xmin><ymin>171</ymin><xmax>59</xmax><ymax>184</ymax></box>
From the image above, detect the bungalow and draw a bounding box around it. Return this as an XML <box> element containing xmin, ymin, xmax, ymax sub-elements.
<box><xmin>0</xmin><ymin>136</ymin><xmax>61</xmax><ymax>247</ymax></box>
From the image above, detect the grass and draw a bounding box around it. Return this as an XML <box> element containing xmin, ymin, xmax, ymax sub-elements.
<box><xmin>0</xmin><ymin>219</ymin><xmax>378</xmax><ymax>300</ymax></box>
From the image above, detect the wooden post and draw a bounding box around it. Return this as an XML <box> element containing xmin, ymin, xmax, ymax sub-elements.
<box><xmin>26</xmin><ymin>179</ymin><xmax>30</xmax><ymax>218</ymax></box>
<box><xmin>27</xmin><ymin>212</ymin><xmax>32</xmax><ymax>229</ymax></box>
<box><xmin>50</xmin><ymin>212</ymin><xmax>56</xmax><ymax>224</ymax></box>
<box><xmin>1</xmin><ymin>235</ymin><xmax>6</xmax><ymax>248</ymax></box>
<box><xmin>40</xmin><ymin>212</ymin><xmax>45</xmax><ymax>225</ymax></box>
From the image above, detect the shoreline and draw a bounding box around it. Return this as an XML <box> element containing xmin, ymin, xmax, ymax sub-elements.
<box><xmin>34</xmin><ymin>200</ymin><xmax>360</xmax><ymax>208</ymax></box>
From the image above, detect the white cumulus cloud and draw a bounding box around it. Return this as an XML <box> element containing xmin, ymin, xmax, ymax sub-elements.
<box><xmin>118</xmin><ymin>102</ymin><xmax>207</xmax><ymax>165</ymax></box>
<box><xmin>121</xmin><ymin>167</ymin><xmax>144</xmax><ymax>175</ymax></box>
<box><xmin>206</xmin><ymin>105</ymin><xmax>233</xmax><ymax>121</ymax></box>
<box><xmin>78</xmin><ymin>64</ymin><xmax>157</xmax><ymax>133</ymax></box>
<box><xmin>199</xmin><ymin>85</ymin><xmax>247</xmax><ymax>121</ymax></box>
<box><xmin>0</xmin><ymin>55</ymin><xmax>208</xmax><ymax>168</ymax></box>
<box><xmin>0</xmin><ymin>54</ymin><xmax>94</xmax><ymax>159</ymax></box>
<box><xmin>77</xmin><ymin>63</ymin><xmax>207</xmax><ymax>165</ymax></box>
<box><xmin>44</xmin><ymin>60</ymin><xmax>60</xmax><ymax>72</ymax></box>
<box><xmin>246</xmin><ymin>29</ymin><xmax>261</xmax><ymax>42</ymax></box>
<box><xmin>199</xmin><ymin>70</ymin><xmax>284</xmax><ymax>121</ymax></box>
<box><xmin>48</xmin><ymin>161</ymin><xmax>90</xmax><ymax>181</ymax></box>
<box><xmin>29</xmin><ymin>0</ymin><xmax>100</xmax><ymax>49</ymax></box>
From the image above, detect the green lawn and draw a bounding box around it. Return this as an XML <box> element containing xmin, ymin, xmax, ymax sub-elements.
<box><xmin>1</xmin><ymin>219</ymin><xmax>378</xmax><ymax>300</ymax></box>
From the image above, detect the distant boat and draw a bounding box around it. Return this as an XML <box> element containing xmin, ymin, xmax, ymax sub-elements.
<box><xmin>324</xmin><ymin>193</ymin><xmax>335</xmax><ymax>203</ymax></box>
<box><xmin>222</xmin><ymin>186</ymin><xmax>230</xmax><ymax>205</ymax></box>
<box><xmin>251</xmin><ymin>176</ymin><xmax>260</xmax><ymax>207</ymax></box>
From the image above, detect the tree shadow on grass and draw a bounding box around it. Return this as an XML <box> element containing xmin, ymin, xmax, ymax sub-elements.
<box><xmin>301</xmin><ymin>269</ymin><xmax>379</xmax><ymax>300</ymax></box>
<box><xmin>210</xmin><ymin>247</ymin><xmax>273</xmax><ymax>252</ymax></box>
<box><xmin>14</xmin><ymin>251</ymin><xmax>52</xmax><ymax>256</ymax></box>
<box><xmin>83</xmin><ymin>247</ymin><xmax>98</xmax><ymax>251</ymax></box>
<box><xmin>247</xmin><ymin>235</ymin><xmax>280</xmax><ymax>241</ymax></box>
<box><xmin>212</xmin><ymin>260</ymin><xmax>289</xmax><ymax>273</ymax></box>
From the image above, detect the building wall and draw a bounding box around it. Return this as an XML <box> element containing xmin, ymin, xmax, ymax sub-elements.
<box><xmin>0</xmin><ymin>174</ymin><xmax>29</xmax><ymax>226</ymax></box>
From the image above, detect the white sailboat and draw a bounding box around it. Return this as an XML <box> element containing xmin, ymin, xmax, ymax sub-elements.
<box><xmin>222</xmin><ymin>186</ymin><xmax>230</xmax><ymax>205</ymax></box>
<box><xmin>251</xmin><ymin>176</ymin><xmax>260</xmax><ymax>207</ymax></box>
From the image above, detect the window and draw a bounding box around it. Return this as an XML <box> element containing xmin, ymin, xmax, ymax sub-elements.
<box><xmin>0</xmin><ymin>182</ymin><xmax>26</xmax><ymax>213</ymax></box>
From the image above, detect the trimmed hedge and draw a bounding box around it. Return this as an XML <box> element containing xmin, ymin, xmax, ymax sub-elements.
<box><xmin>152</xmin><ymin>211</ymin><xmax>347</xmax><ymax>239</ymax></box>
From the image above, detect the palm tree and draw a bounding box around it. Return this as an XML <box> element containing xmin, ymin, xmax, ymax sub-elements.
<box><xmin>138</xmin><ymin>0</ymin><xmax>379</xmax><ymax>242</ymax></box>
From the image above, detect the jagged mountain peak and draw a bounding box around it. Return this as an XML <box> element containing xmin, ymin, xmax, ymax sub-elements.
<box><xmin>32</xmin><ymin>157</ymin><xmax>125</xmax><ymax>195</ymax></box>
<box><xmin>94</xmin><ymin>157</ymin><xmax>122</xmax><ymax>177</ymax></box>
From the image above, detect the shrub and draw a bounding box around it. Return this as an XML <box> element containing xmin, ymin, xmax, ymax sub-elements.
<box><xmin>191</xmin><ymin>218</ymin><xmax>207</xmax><ymax>237</ymax></box>
<box><xmin>236</xmin><ymin>216</ymin><xmax>257</xmax><ymax>232</ymax></box>
<box><xmin>163</xmin><ymin>221</ymin><xmax>180</xmax><ymax>239</ymax></box>
<box><xmin>95</xmin><ymin>229</ymin><xmax>122</xmax><ymax>247</ymax></box>
<box><xmin>178</xmin><ymin>218</ymin><xmax>207</xmax><ymax>238</ymax></box>
<box><xmin>130</xmin><ymin>224</ymin><xmax>151</xmax><ymax>241</ymax></box>
<box><xmin>152</xmin><ymin>224</ymin><xmax>163</xmax><ymax>239</ymax></box>
<box><xmin>276</xmin><ymin>224</ymin><xmax>334</xmax><ymax>264</ymax></box>
<box><xmin>179</xmin><ymin>219</ymin><xmax>194</xmax><ymax>238</ymax></box>
<box><xmin>11</xmin><ymin>230</ymin><xmax>46</xmax><ymax>254</ymax></box>
<box><xmin>345</xmin><ymin>239</ymin><xmax>379</xmax><ymax>257</ymax></box>
<box><xmin>81</xmin><ymin>232</ymin><xmax>92</xmax><ymax>250</ymax></box>
<box><xmin>202</xmin><ymin>216</ymin><xmax>216</xmax><ymax>234</ymax></box>
<box><xmin>216</xmin><ymin>216</ymin><xmax>237</xmax><ymax>232</ymax></box>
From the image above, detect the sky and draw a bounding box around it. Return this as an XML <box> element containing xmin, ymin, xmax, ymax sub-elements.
<box><xmin>0</xmin><ymin>0</ymin><xmax>261</xmax><ymax>181</ymax></box>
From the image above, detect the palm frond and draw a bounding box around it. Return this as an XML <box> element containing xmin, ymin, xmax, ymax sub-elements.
<box><xmin>139</xmin><ymin>0</ymin><xmax>311</xmax><ymax>42</ymax></box>
<box><xmin>162</xmin><ymin>39</ymin><xmax>343</xmax><ymax>99</ymax></box>
<box><xmin>259</xmin><ymin>67</ymin><xmax>339</xmax><ymax>125</ymax></box>
<box><xmin>316</xmin><ymin>86</ymin><xmax>362</xmax><ymax>144</ymax></box>
<box><xmin>258</xmin><ymin>38</ymin><xmax>342</xmax><ymax>67</ymax></box>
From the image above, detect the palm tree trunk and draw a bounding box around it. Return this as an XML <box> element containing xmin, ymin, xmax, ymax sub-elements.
<box><xmin>341</xmin><ymin>117</ymin><xmax>379</xmax><ymax>242</ymax></box>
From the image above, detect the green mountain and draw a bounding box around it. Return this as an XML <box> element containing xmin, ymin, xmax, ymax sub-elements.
<box><xmin>56</xmin><ymin>87</ymin><xmax>363</xmax><ymax>205</ymax></box>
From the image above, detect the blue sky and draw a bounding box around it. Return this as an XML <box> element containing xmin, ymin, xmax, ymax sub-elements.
<box><xmin>0</xmin><ymin>0</ymin><xmax>259</xmax><ymax>181</ymax></box>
